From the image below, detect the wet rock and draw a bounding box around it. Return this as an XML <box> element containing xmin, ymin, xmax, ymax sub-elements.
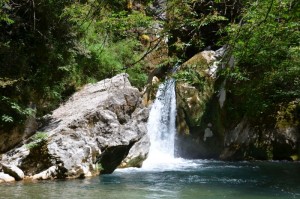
<box><xmin>203</xmin><ymin>125</ymin><xmax>213</xmax><ymax>142</ymax></box>
<box><xmin>120</xmin><ymin>134</ymin><xmax>150</xmax><ymax>168</ymax></box>
<box><xmin>220</xmin><ymin>118</ymin><xmax>299</xmax><ymax>161</ymax></box>
<box><xmin>175</xmin><ymin>48</ymin><xmax>225</xmax><ymax>158</ymax></box>
<box><xmin>1</xmin><ymin>163</ymin><xmax>24</xmax><ymax>181</ymax></box>
<box><xmin>119</xmin><ymin>108</ymin><xmax>150</xmax><ymax>168</ymax></box>
<box><xmin>0</xmin><ymin>172</ymin><xmax>15</xmax><ymax>183</ymax></box>
<box><xmin>32</xmin><ymin>166</ymin><xmax>57</xmax><ymax>180</ymax></box>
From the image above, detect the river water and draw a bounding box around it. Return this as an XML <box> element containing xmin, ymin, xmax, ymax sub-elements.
<box><xmin>1</xmin><ymin>160</ymin><xmax>300</xmax><ymax>199</ymax></box>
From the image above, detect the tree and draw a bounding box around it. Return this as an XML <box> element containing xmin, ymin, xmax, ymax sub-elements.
<box><xmin>0</xmin><ymin>0</ymin><xmax>154</xmax><ymax>129</ymax></box>
<box><xmin>224</xmin><ymin>0</ymin><xmax>300</xmax><ymax>122</ymax></box>
<box><xmin>0</xmin><ymin>0</ymin><xmax>80</xmax><ymax>129</ymax></box>
<box><xmin>165</xmin><ymin>0</ymin><xmax>243</xmax><ymax>61</ymax></box>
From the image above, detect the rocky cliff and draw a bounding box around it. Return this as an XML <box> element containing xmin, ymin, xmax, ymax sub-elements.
<box><xmin>174</xmin><ymin>48</ymin><xmax>300</xmax><ymax>161</ymax></box>
<box><xmin>0</xmin><ymin>74</ymin><xmax>150</xmax><ymax>182</ymax></box>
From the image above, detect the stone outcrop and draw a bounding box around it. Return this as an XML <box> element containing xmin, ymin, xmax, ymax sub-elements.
<box><xmin>0</xmin><ymin>74</ymin><xmax>150</xmax><ymax>181</ymax></box>
<box><xmin>175</xmin><ymin>48</ymin><xmax>225</xmax><ymax>159</ymax></box>
<box><xmin>220</xmin><ymin>119</ymin><xmax>299</xmax><ymax>161</ymax></box>
<box><xmin>0</xmin><ymin>118</ymin><xmax>37</xmax><ymax>154</ymax></box>
<box><xmin>1</xmin><ymin>163</ymin><xmax>24</xmax><ymax>181</ymax></box>
<box><xmin>0</xmin><ymin>172</ymin><xmax>15</xmax><ymax>183</ymax></box>
<box><xmin>175</xmin><ymin>47</ymin><xmax>300</xmax><ymax>161</ymax></box>
<box><xmin>32</xmin><ymin>166</ymin><xmax>58</xmax><ymax>180</ymax></box>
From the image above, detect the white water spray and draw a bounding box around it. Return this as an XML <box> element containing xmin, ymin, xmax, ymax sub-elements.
<box><xmin>142</xmin><ymin>79</ymin><xmax>178</xmax><ymax>169</ymax></box>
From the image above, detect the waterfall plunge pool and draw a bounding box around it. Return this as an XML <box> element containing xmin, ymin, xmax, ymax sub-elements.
<box><xmin>1</xmin><ymin>160</ymin><xmax>300</xmax><ymax>199</ymax></box>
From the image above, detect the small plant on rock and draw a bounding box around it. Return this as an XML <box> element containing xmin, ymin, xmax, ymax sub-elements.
<box><xmin>26</xmin><ymin>132</ymin><xmax>48</xmax><ymax>150</ymax></box>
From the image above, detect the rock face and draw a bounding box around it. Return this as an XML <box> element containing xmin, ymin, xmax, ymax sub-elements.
<box><xmin>220</xmin><ymin>120</ymin><xmax>299</xmax><ymax>161</ymax></box>
<box><xmin>1</xmin><ymin>163</ymin><xmax>24</xmax><ymax>181</ymax></box>
<box><xmin>0</xmin><ymin>114</ymin><xmax>37</xmax><ymax>154</ymax></box>
<box><xmin>0</xmin><ymin>74</ymin><xmax>150</xmax><ymax>180</ymax></box>
<box><xmin>175</xmin><ymin>48</ymin><xmax>300</xmax><ymax>161</ymax></box>
<box><xmin>175</xmin><ymin>49</ymin><xmax>225</xmax><ymax>158</ymax></box>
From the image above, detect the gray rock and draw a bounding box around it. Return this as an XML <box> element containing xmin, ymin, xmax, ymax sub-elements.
<box><xmin>203</xmin><ymin>127</ymin><xmax>213</xmax><ymax>142</ymax></box>
<box><xmin>220</xmin><ymin>118</ymin><xmax>299</xmax><ymax>160</ymax></box>
<box><xmin>1</xmin><ymin>163</ymin><xmax>24</xmax><ymax>181</ymax></box>
<box><xmin>0</xmin><ymin>172</ymin><xmax>15</xmax><ymax>183</ymax></box>
<box><xmin>1</xmin><ymin>73</ymin><xmax>150</xmax><ymax>178</ymax></box>
<box><xmin>32</xmin><ymin>166</ymin><xmax>57</xmax><ymax>180</ymax></box>
<box><xmin>120</xmin><ymin>134</ymin><xmax>150</xmax><ymax>168</ymax></box>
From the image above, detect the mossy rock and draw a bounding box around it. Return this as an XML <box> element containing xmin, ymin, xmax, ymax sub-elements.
<box><xmin>290</xmin><ymin>154</ymin><xmax>299</xmax><ymax>161</ymax></box>
<box><xmin>181</xmin><ymin>51</ymin><xmax>216</xmax><ymax>75</ymax></box>
<box><xmin>176</xmin><ymin>80</ymin><xmax>214</xmax><ymax>127</ymax></box>
<box><xmin>276</xmin><ymin>100</ymin><xmax>300</xmax><ymax>129</ymax></box>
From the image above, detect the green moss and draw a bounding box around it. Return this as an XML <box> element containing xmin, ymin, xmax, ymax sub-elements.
<box><xmin>176</xmin><ymin>75</ymin><xmax>214</xmax><ymax>128</ymax></box>
<box><xmin>123</xmin><ymin>155</ymin><xmax>145</xmax><ymax>168</ymax></box>
<box><xmin>96</xmin><ymin>163</ymin><xmax>104</xmax><ymax>171</ymax></box>
<box><xmin>0</xmin><ymin>78</ymin><xmax>18</xmax><ymax>88</ymax></box>
<box><xmin>290</xmin><ymin>155</ymin><xmax>299</xmax><ymax>161</ymax></box>
<box><xmin>276</xmin><ymin>100</ymin><xmax>300</xmax><ymax>129</ymax></box>
<box><xmin>182</xmin><ymin>52</ymin><xmax>210</xmax><ymax>71</ymax></box>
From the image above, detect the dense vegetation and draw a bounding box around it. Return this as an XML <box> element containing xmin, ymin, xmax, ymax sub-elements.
<box><xmin>223</xmin><ymin>0</ymin><xmax>299</xmax><ymax>126</ymax></box>
<box><xmin>0</xmin><ymin>0</ymin><xmax>152</xmax><ymax>129</ymax></box>
<box><xmin>0</xmin><ymin>0</ymin><xmax>299</xmax><ymax>132</ymax></box>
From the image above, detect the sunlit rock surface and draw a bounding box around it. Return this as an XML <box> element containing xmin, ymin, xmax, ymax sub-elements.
<box><xmin>0</xmin><ymin>74</ymin><xmax>150</xmax><ymax>180</ymax></box>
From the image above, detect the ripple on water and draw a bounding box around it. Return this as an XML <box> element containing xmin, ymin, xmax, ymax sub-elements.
<box><xmin>1</xmin><ymin>161</ymin><xmax>300</xmax><ymax>199</ymax></box>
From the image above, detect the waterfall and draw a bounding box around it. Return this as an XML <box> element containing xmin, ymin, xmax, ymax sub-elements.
<box><xmin>142</xmin><ymin>79</ymin><xmax>177</xmax><ymax>169</ymax></box>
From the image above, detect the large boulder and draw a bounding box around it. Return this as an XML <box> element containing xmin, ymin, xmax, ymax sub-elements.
<box><xmin>1</xmin><ymin>163</ymin><xmax>24</xmax><ymax>181</ymax></box>
<box><xmin>0</xmin><ymin>74</ymin><xmax>150</xmax><ymax>179</ymax></box>
<box><xmin>175</xmin><ymin>49</ymin><xmax>225</xmax><ymax>158</ymax></box>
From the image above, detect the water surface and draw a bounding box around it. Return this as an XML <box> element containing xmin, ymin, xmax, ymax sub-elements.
<box><xmin>1</xmin><ymin>160</ymin><xmax>299</xmax><ymax>199</ymax></box>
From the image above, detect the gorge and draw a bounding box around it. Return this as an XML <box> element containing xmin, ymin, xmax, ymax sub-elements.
<box><xmin>0</xmin><ymin>0</ymin><xmax>299</xmax><ymax>197</ymax></box>
<box><xmin>1</xmin><ymin>46</ymin><xmax>299</xmax><ymax>181</ymax></box>
<box><xmin>0</xmin><ymin>74</ymin><xmax>300</xmax><ymax>199</ymax></box>
<box><xmin>0</xmin><ymin>71</ymin><xmax>299</xmax><ymax>198</ymax></box>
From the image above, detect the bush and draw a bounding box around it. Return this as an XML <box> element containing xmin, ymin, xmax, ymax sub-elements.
<box><xmin>26</xmin><ymin>132</ymin><xmax>48</xmax><ymax>150</ymax></box>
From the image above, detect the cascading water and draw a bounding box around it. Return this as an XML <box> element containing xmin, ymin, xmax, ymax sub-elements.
<box><xmin>142</xmin><ymin>79</ymin><xmax>178</xmax><ymax>169</ymax></box>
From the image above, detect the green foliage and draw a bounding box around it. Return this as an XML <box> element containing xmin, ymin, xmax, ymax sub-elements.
<box><xmin>0</xmin><ymin>0</ymin><xmax>13</xmax><ymax>24</ymax></box>
<box><xmin>0</xmin><ymin>0</ymin><xmax>151</xmax><ymax>130</ymax></box>
<box><xmin>219</xmin><ymin>67</ymin><xmax>249</xmax><ymax>82</ymax></box>
<box><xmin>99</xmin><ymin>10</ymin><xmax>154</xmax><ymax>40</ymax></box>
<box><xmin>166</xmin><ymin>0</ymin><xmax>241</xmax><ymax>60</ymax></box>
<box><xmin>0</xmin><ymin>0</ymin><xmax>79</xmax><ymax>123</ymax></box>
<box><xmin>64</xmin><ymin>1</ymin><xmax>151</xmax><ymax>88</ymax></box>
<box><xmin>1</xmin><ymin>96</ymin><xmax>35</xmax><ymax>128</ymax></box>
<box><xmin>96</xmin><ymin>163</ymin><xmax>104</xmax><ymax>171</ymax></box>
<box><xmin>26</xmin><ymin>132</ymin><xmax>48</xmax><ymax>150</ymax></box>
<box><xmin>173</xmin><ymin>69</ymin><xmax>206</xmax><ymax>91</ymax></box>
<box><xmin>1</xmin><ymin>115</ymin><xmax>13</xmax><ymax>123</ymax></box>
<box><xmin>224</xmin><ymin>0</ymin><xmax>300</xmax><ymax>121</ymax></box>
<box><xmin>126</xmin><ymin>64</ymin><xmax>148</xmax><ymax>89</ymax></box>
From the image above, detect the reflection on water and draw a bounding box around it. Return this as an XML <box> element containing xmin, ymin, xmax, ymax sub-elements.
<box><xmin>1</xmin><ymin>160</ymin><xmax>300</xmax><ymax>199</ymax></box>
